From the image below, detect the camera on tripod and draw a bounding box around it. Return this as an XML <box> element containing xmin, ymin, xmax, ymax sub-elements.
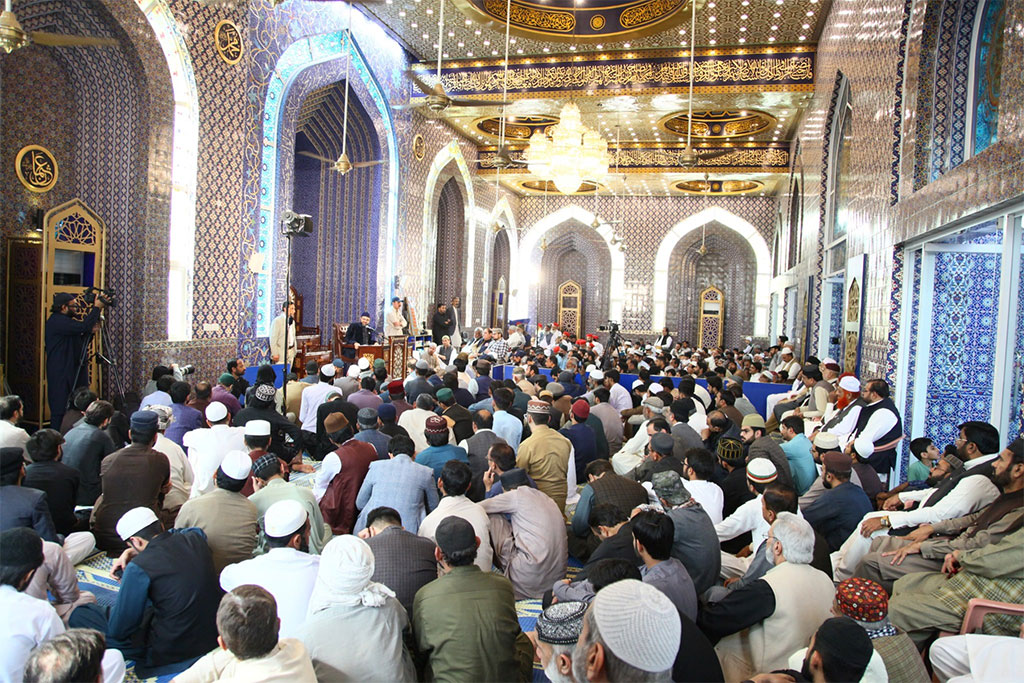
<box><xmin>597</xmin><ymin>321</ymin><xmax>620</xmax><ymax>333</ymax></box>
<box><xmin>83</xmin><ymin>286</ymin><xmax>117</xmax><ymax>308</ymax></box>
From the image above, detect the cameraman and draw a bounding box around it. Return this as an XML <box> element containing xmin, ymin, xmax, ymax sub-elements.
<box><xmin>45</xmin><ymin>292</ymin><xmax>104</xmax><ymax>430</ymax></box>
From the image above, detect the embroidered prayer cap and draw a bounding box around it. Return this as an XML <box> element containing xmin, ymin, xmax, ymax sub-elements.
<box><xmin>746</xmin><ymin>457</ymin><xmax>778</xmax><ymax>484</ymax></box>
<box><xmin>536</xmin><ymin>601</ymin><xmax>588</xmax><ymax>646</ymax></box>
<box><xmin>129</xmin><ymin>410</ymin><xmax>159</xmax><ymax>432</ymax></box>
<box><xmin>716</xmin><ymin>438</ymin><xmax>744</xmax><ymax>462</ymax></box>
<box><xmin>320</xmin><ymin>363</ymin><xmax>337</xmax><ymax>378</ymax></box>
<box><xmin>264</xmin><ymin>499</ymin><xmax>307</xmax><ymax>538</ymax></box>
<box><xmin>254</xmin><ymin>383</ymin><xmax>277</xmax><ymax>403</ymax></box>
<box><xmin>527</xmin><ymin>400</ymin><xmax>551</xmax><ymax>416</ymax></box>
<box><xmin>839</xmin><ymin>375</ymin><xmax>862</xmax><ymax>393</ymax></box>
<box><xmin>592</xmin><ymin>579</ymin><xmax>680</xmax><ymax>673</ymax></box>
<box><xmin>652</xmin><ymin>471</ymin><xmax>691</xmax><ymax>506</ymax></box>
<box><xmin>117</xmin><ymin>507</ymin><xmax>159</xmax><ymax>541</ymax></box>
<box><xmin>813</xmin><ymin>432</ymin><xmax>841</xmax><ymax>450</ymax></box>
<box><xmin>741</xmin><ymin>413</ymin><xmax>766</xmax><ymax>430</ymax></box>
<box><xmin>205</xmin><ymin>401</ymin><xmax>228</xmax><ymax>422</ymax></box>
<box><xmin>424</xmin><ymin>415</ymin><xmax>448</xmax><ymax>434</ymax></box>
<box><xmin>377</xmin><ymin>404</ymin><xmax>396</xmax><ymax>421</ymax></box>
<box><xmin>571</xmin><ymin>399</ymin><xmax>590</xmax><ymax>421</ymax></box>
<box><xmin>835</xmin><ymin>578</ymin><xmax>889</xmax><ymax>622</ymax></box>
<box><xmin>244</xmin><ymin>419</ymin><xmax>271</xmax><ymax>437</ymax></box>
<box><xmin>145</xmin><ymin>405</ymin><xmax>173</xmax><ymax>430</ymax></box>
<box><xmin>821</xmin><ymin>450</ymin><xmax>852</xmax><ymax>475</ymax></box>
<box><xmin>219</xmin><ymin>451</ymin><xmax>253</xmax><ymax>481</ymax></box>
<box><xmin>357</xmin><ymin>408</ymin><xmax>379</xmax><ymax>426</ymax></box>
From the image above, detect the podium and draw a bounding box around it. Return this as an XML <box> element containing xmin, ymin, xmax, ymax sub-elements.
<box><xmin>337</xmin><ymin>343</ymin><xmax>384</xmax><ymax>366</ymax></box>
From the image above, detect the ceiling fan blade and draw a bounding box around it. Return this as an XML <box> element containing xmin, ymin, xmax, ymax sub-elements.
<box><xmin>297</xmin><ymin>151</ymin><xmax>335</xmax><ymax>164</ymax></box>
<box><xmin>391</xmin><ymin>100</ymin><xmax>426</xmax><ymax>111</ymax></box>
<box><xmin>31</xmin><ymin>31</ymin><xmax>118</xmax><ymax>47</ymax></box>
<box><xmin>449</xmin><ymin>97</ymin><xmax>512</xmax><ymax>108</ymax></box>
<box><xmin>352</xmin><ymin>160</ymin><xmax>385</xmax><ymax>168</ymax></box>
<box><xmin>406</xmin><ymin>72</ymin><xmax>435</xmax><ymax>96</ymax></box>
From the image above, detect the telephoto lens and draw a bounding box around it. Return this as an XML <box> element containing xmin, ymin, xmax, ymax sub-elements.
<box><xmin>179</xmin><ymin>364</ymin><xmax>197</xmax><ymax>375</ymax></box>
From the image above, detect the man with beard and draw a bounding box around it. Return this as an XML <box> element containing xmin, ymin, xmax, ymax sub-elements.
<box><xmin>755</xmin><ymin>617</ymin><xmax>874</xmax><ymax>683</ymax></box>
<box><xmin>702</xmin><ymin>410</ymin><xmax>739</xmax><ymax>455</ymax></box>
<box><xmin>854</xmin><ymin>438</ymin><xmax>1023</xmax><ymax>593</ymax></box>
<box><xmin>802</xmin><ymin>451</ymin><xmax>874</xmax><ymax>552</ymax></box>
<box><xmin>833</xmin><ymin>421</ymin><xmax>1001</xmax><ymax>580</ymax></box>
<box><xmin>531</xmin><ymin>601</ymin><xmax>587</xmax><ymax>683</ymax></box>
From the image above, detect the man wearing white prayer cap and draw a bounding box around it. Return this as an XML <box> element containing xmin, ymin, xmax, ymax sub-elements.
<box><xmin>298</xmin><ymin>363</ymin><xmax>342</xmax><ymax>431</ymax></box>
<box><xmin>571</xmin><ymin>579</ymin><xmax>681</xmax><ymax>681</ymax></box>
<box><xmin>816</xmin><ymin>374</ymin><xmax>866</xmax><ymax>446</ymax></box>
<box><xmin>107</xmin><ymin>507</ymin><xmax>221</xmax><ymax>677</ymax></box>
<box><xmin>220</xmin><ymin>499</ymin><xmax>320</xmax><ymax>640</ymax></box>
<box><xmin>173</xmin><ymin>451</ymin><xmax>260</xmax><ymax>573</ymax></box>
<box><xmin>182</xmin><ymin>401</ymin><xmax>246</xmax><ymax>499</ymax></box>
<box><xmin>298</xmin><ymin>536</ymin><xmax>415</xmax><ymax>681</ymax></box>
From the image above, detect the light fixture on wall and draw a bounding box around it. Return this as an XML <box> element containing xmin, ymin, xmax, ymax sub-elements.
<box><xmin>696</xmin><ymin>221</ymin><xmax>709</xmax><ymax>257</ymax></box>
<box><xmin>526</xmin><ymin>102</ymin><xmax>610</xmax><ymax>194</ymax></box>
<box><xmin>540</xmin><ymin>236</ymin><xmax>548</xmax><ymax>252</ymax></box>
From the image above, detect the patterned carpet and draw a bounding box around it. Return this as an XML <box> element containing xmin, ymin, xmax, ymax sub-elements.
<box><xmin>74</xmin><ymin>457</ymin><xmax>583</xmax><ymax>682</ymax></box>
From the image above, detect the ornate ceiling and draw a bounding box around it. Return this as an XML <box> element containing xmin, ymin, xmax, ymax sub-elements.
<box><xmin>358</xmin><ymin>0</ymin><xmax>832</xmax><ymax>196</ymax></box>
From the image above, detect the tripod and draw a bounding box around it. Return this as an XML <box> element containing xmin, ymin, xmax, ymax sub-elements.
<box><xmin>68</xmin><ymin>310</ymin><xmax>127</xmax><ymax>412</ymax></box>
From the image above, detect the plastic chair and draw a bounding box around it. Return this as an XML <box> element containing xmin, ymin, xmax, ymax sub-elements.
<box><xmin>958</xmin><ymin>598</ymin><xmax>1024</xmax><ymax>635</ymax></box>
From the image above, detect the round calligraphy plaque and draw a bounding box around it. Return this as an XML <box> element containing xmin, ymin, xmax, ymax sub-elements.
<box><xmin>412</xmin><ymin>134</ymin><xmax>426</xmax><ymax>161</ymax></box>
<box><xmin>215</xmin><ymin>20</ymin><xmax>244</xmax><ymax>65</ymax></box>
<box><xmin>15</xmin><ymin>145</ymin><xmax>58</xmax><ymax>193</ymax></box>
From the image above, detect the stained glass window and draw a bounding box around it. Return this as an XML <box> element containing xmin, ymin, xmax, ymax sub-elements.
<box><xmin>972</xmin><ymin>0</ymin><xmax>1004</xmax><ymax>156</ymax></box>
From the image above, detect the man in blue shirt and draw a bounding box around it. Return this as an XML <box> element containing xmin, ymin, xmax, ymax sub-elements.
<box><xmin>802</xmin><ymin>451</ymin><xmax>873</xmax><ymax>551</ymax></box>
<box><xmin>491</xmin><ymin>388</ymin><xmax>523</xmax><ymax>453</ymax></box>
<box><xmin>779</xmin><ymin>416</ymin><xmax>818</xmax><ymax>495</ymax></box>
<box><xmin>165</xmin><ymin>382</ymin><xmax>203</xmax><ymax>447</ymax></box>
<box><xmin>414</xmin><ymin>415</ymin><xmax>469</xmax><ymax>479</ymax></box>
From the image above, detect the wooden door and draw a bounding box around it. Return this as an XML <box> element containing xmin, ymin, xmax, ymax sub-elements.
<box><xmin>557</xmin><ymin>280</ymin><xmax>582</xmax><ymax>339</ymax></box>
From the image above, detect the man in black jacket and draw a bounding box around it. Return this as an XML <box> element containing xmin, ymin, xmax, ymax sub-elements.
<box><xmin>44</xmin><ymin>293</ymin><xmax>105</xmax><ymax>431</ymax></box>
<box><xmin>23</xmin><ymin>429</ymin><xmax>85</xmax><ymax>536</ymax></box>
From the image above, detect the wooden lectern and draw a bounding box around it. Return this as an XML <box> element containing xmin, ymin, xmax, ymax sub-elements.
<box><xmin>337</xmin><ymin>343</ymin><xmax>384</xmax><ymax>365</ymax></box>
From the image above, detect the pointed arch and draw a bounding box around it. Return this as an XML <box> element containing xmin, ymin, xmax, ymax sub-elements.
<box><xmin>652</xmin><ymin>206</ymin><xmax>771</xmax><ymax>336</ymax></box>
<box><xmin>422</xmin><ymin>141</ymin><xmax>477</xmax><ymax>315</ymax></box>
<box><xmin>511</xmin><ymin>204</ymin><xmax>624</xmax><ymax>322</ymax></box>
<box><xmin>479</xmin><ymin>196</ymin><xmax>519</xmax><ymax>325</ymax></box>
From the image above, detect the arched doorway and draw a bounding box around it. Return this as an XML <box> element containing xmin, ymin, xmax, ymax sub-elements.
<box><xmin>536</xmin><ymin>227</ymin><xmax>611</xmax><ymax>335</ymax></box>
<box><xmin>665</xmin><ymin>222</ymin><xmax>757</xmax><ymax>346</ymax></box>
<box><xmin>289</xmin><ymin>81</ymin><xmax>383</xmax><ymax>335</ymax></box>
<box><xmin>491</xmin><ymin>229</ymin><xmax>511</xmax><ymax>328</ymax></box>
<box><xmin>434</xmin><ymin>177</ymin><xmax>467</xmax><ymax>311</ymax></box>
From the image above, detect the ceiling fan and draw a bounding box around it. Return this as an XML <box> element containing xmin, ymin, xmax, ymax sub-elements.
<box><xmin>0</xmin><ymin>0</ymin><xmax>119</xmax><ymax>53</ymax></box>
<box><xmin>393</xmin><ymin>0</ymin><xmax>510</xmax><ymax>114</ymax></box>
<box><xmin>298</xmin><ymin>3</ymin><xmax>384</xmax><ymax>176</ymax></box>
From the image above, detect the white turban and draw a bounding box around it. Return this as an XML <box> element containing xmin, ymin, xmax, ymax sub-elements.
<box><xmin>308</xmin><ymin>535</ymin><xmax>394</xmax><ymax>615</ymax></box>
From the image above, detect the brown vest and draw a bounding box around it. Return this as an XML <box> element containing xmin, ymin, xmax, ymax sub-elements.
<box><xmin>589</xmin><ymin>473</ymin><xmax>649</xmax><ymax>517</ymax></box>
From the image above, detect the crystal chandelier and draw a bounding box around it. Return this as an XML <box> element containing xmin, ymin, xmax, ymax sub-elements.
<box><xmin>526</xmin><ymin>103</ymin><xmax>609</xmax><ymax>194</ymax></box>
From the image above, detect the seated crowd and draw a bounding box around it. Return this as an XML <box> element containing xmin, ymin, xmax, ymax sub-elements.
<box><xmin>0</xmin><ymin>328</ymin><xmax>1021</xmax><ymax>683</ymax></box>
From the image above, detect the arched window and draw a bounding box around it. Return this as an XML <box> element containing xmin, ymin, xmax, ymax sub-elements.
<box><xmin>971</xmin><ymin>0</ymin><xmax>1004</xmax><ymax>155</ymax></box>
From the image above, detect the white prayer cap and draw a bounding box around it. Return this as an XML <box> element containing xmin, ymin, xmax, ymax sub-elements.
<box><xmin>244</xmin><ymin>419</ymin><xmax>271</xmax><ymax>437</ymax></box>
<box><xmin>264</xmin><ymin>499</ymin><xmax>308</xmax><ymax>538</ymax></box>
<box><xmin>117</xmin><ymin>507</ymin><xmax>159</xmax><ymax>541</ymax></box>
<box><xmin>219</xmin><ymin>450</ymin><xmax>252</xmax><ymax>480</ymax></box>
<box><xmin>648</xmin><ymin>383</ymin><xmax>663</xmax><ymax>395</ymax></box>
<box><xmin>544</xmin><ymin>349</ymin><xmax>552</xmax><ymax>357</ymax></box>
<box><xmin>745</xmin><ymin>336</ymin><xmax>752</xmax><ymax>341</ymax></box>
<box><xmin>358</xmin><ymin>357</ymin><xmax>370</xmax><ymax>370</ymax></box>
<box><xmin>638</xmin><ymin>361</ymin><xmax>650</xmax><ymax>370</ymax></box>
<box><xmin>321</xmin><ymin>363</ymin><xmax>337</xmax><ymax>378</ymax></box>
<box><xmin>632</xmin><ymin>379</ymin><xmax>645</xmax><ymax>390</ymax></box>
<box><xmin>814</xmin><ymin>432</ymin><xmax>841</xmax><ymax>450</ymax></box>
<box><xmin>585</xmin><ymin>364</ymin><xmax>596</xmax><ymax>373</ymax></box>
<box><xmin>839</xmin><ymin>376</ymin><xmax>861</xmax><ymax>393</ymax></box>
<box><xmin>823</xmin><ymin>357</ymin><xmax>838</xmax><ymax>366</ymax></box>
<box><xmin>205</xmin><ymin>401</ymin><xmax>228</xmax><ymax>423</ymax></box>
<box><xmin>347</xmin><ymin>364</ymin><xmax>360</xmax><ymax>378</ymax></box>
<box><xmin>592</xmin><ymin>579</ymin><xmax>680</xmax><ymax>673</ymax></box>
<box><xmin>780</xmin><ymin>347</ymin><xmax>794</xmax><ymax>356</ymax></box>
<box><xmin>146</xmin><ymin>404</ymin><xmax>173</xmax><ymax>430</ymax></box>
<box><xmin>590</xmin><ymin>369</ymin><xmax>604</xmax><ymax>380</ymax></box>
<box><xmin>747</xmin><ymin>457</ymin><xmax>778</xmax><ymax>484</ymax></box>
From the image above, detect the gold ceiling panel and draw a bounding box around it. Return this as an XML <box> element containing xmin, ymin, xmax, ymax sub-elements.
<box><xmin>518</xmin><ymin>179</ymin><xmax>603</xmax><ymax>194</ymax></box>
<box><xmin>675</xmin><ymin>178</ymin><xmax>763</xmax><ymax>194</ymax></box>
<box><xmin>659</xmin><ymin>109</ymin><xmax>777</xmax><ymax>139</ymax></box>
<box><xmin>472</xmin><ymin>114</ymin><xmax>559</xmax><ymax>139</ymax></box>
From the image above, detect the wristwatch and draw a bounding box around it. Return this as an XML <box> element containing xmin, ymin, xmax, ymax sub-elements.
<box><xmin>879</xmin><ymin>516</ymin><xmax>891</xmax><ymax>529</ymax></box>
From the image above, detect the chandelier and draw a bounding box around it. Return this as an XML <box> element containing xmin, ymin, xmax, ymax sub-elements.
<box><xmin>526</xmin><ymin>103</ymin><xmax>609</xmax><ymax>194</ymax></box>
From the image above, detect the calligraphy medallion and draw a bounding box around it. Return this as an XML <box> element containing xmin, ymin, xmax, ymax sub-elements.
<box><xmin>215</xmin><ymin>20</ymin><xmax>244</xmax><ymax>65</ymax></box>
<box><xmin>15</xmin><ymin>145</ymin><xmax>58</xmax><ymax>193</ymax></box>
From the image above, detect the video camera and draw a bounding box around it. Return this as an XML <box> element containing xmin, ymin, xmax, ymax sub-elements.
<box><xmin>597</xmin><ymin>321</ymin><xmax>620</xmax><ymax>333</ymax></box>
<box><xmin>83</xmin><ymin>286</ymin><xmax>117</xmax><ymax>308</ymax></box>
